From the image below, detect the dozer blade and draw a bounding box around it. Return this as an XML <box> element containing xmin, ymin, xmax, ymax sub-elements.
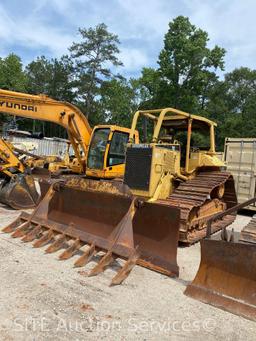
<box><xmin>185</xmin><ymin>198</ymin><xmax>256</xmax><ymax>322</ymax></box>
<box><xmin>2</xmin><ymin>178</ymin><xmax>180</xmax><ymax>284</ymax></box>
<box><xmin>0</xmin><ymin>174</ymin><xmax>40</xmax><ymax>209</ymax></box>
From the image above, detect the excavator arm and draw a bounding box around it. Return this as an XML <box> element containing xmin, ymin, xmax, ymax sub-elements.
<box><xmin>0</xmin><ymin>89</ymin><xmax>92</xmax><ymax>172</ymax></box>
<box><xmin>0</xmin><ymin>138</ymin><xmax>25</xmax><ymax>176</ymax></box>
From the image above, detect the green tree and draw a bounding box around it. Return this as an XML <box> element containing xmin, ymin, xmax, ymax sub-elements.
<box><xmin>0</xmin><ymin>53</ymin><xmax>27</xmax><ymax>91</ymax></box>
<box><xmin>25</xmin><ymin>55</ymin><xmax>75</xmax><ymax>137</ymax></box>
<box><xmin>69</xmin><ymin>23</ymin><xmax>123</xmax><ymax>121</ymax></box>
<box><xmin>26</xmin><ymin>55</ymin><xmax>75</xmax><ymax>102</ymax></box>
<box><xmin>0</xmin><ymin>54</ymin><xmax>28</xmax><ymax>129</ymax></box>
<box><xmin>206</xmin><ymin>67</ymin><xmax>256</xmax><ymax>147</ymax></box>
<box><xmin>99</xmin><ymin>78</ymin><xmax>137</xmax><ymax>127</ymax></box>
<box><xmin>138</xmin><ymin>16</ymin><xmax>225</xmax><ymax>114</ymax></box>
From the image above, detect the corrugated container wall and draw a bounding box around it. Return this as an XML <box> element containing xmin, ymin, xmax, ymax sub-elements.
<box><xmin>9</xmin><ymin>136</ymin><xmax>69</xmax><ymax>157</ymax></box>
<box><xmin>224</xmin><ymin>138</ymin><xmax>256</xmax><ymax>210</ymax></box>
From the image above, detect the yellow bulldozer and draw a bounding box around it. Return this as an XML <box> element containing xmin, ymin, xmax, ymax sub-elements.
<box><xmin>0</xmin><ymin>89</ymin><xmax>139</xmax><ymax>207</ymax></box>
<box><xmin>3</xmin><ymin>107</ymin><xmax>237</xmax><ymax>285</ymax></box>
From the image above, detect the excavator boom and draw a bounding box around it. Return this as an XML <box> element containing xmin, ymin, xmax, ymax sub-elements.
<box><xmin>0</xmin><ymin>89</ymin><xmax>91</xmax><ymax>171</ymax></box>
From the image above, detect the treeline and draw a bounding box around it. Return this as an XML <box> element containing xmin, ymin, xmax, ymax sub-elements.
<box><xmin>0</xmin><ymin>17</ymin><xmax>256</xmax><ymax>149</ymax></box>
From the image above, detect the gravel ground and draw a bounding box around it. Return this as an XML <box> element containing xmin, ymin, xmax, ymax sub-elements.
<box><xmin>0</xmin><ymin>204</ymin><xmax>255</xmax><ymax>341</ymax></box>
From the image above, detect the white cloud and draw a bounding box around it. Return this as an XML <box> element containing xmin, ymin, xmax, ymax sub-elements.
<box><xmin>119</xmin><ymin>48</ymin><xmax>149</xmax><ymax>70</ymax></box>
<box><xmin>0</xmin><ymin>0</ymin><xmax>255</xmax><ymax>74</ymax></box>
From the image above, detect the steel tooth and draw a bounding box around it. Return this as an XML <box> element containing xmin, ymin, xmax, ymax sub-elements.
<box><xmin>59</xmin><ymin>239</ymin><xmax>81</xmax><ymax>260</ymax></box>
<box><xmin>11</xmin><ymin>221</ymin><xmax>31</xmax><ymax>238</ymax></box>
<box><xmin>74</xmin><ymin>244</ymin><xmax>96</xmax><ymax>268</ymax></box>
<box><xmin>21</xmin><ymin>225</ymin><xmax>42</xmax><ymax>242</ymax></box>
<box><xmin>33</xmin><ymin>229</ymin><xmax>54</xmax><ymax>248</ymax></box>
<box><xmin>2</xmin><ymin>217</ymin><xmax>22</xmax><ymax>233</ymax></box>
<box><xmin>229</xmin><ymin>228</ymin><xmax>235</xmax><ymax>243</ymax></box>
<box><xmin>110</xmin><ymin>248</ymin><xmax>139</xmax><ymax>286</ymax></box>
<box><xmin>88</xmin><ymin>251</ymin><xmax>114</xmax><ymax>277</ymax></box>
<box><xmin>45</xmin><ymin>234</ymin><xmax>66</xmax><ymax>254</ymax></box>
<box><xmin>221</xmin><ymin>227</ymin><xmax>229</xmax><ymax>241</ymax></box>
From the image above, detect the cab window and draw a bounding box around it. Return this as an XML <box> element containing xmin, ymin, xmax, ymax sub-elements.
<box><xmin>87</xmin><ymin>128</ymin><xmax>110</xmax><ymax>169</ymax></box>
<box><xmin>107</xmin><ymin>132</ymin><xmax>129</xmax><ymax>166</ymax></box>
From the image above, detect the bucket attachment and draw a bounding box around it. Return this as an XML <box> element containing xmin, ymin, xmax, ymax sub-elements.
<box><xmin>2</xmin><ymin>178</ymin><xmax>180</xmax><ymax>285</ymax></box>
<box><xmin>0</xmin><ymin>174</ymin><xmax>40</xmax><ymax>209</ymax></box>
<box><xmin>185</xmin><ymin>198</ymin><xmax>256</xmax><ymax>321</ymax></box>
<box><xmin>240</xmin><ymin>216</ymin><xmax>256</xmax><ymax>244</ymax></box>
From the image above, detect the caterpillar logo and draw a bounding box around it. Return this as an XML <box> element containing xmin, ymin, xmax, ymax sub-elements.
<box><xmin>0</xmin><ymin>101</ymin><xmax>37</xmax><ymax>112</ymax></box>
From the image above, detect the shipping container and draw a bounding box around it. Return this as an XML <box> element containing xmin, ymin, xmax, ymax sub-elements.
<box><xmin>8</xmin><ymin>136</ymin><xmax>70</xmax><ymax>157</ymax></box>
<box><xmin>224</xmin><ymin>138</ymin><xmax>256</xmax><ymax>210</ymax></box>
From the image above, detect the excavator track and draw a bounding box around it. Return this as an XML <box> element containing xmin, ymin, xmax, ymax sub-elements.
<box><xmin>158</xmin><ymin>170</ymin><xmax>237</xmax><ymax>244</ymax></box>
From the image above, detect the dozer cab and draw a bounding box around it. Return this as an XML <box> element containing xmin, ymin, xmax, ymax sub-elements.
<box><xmin>0</xmin><ymin>138</ymin><xmax>40</xmax><ymax>209</ymax></box>
<box><xmin>185</xmin><ymin>197</ymin><xmax>256</xmax><ymax>322</ymax></box>
<box><xmin>2</xmin><ymin>108</ymin><xmax>237</xmax><ymax>285</ymax></box>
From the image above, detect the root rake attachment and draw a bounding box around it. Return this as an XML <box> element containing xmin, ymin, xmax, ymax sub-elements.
<box><xmin>2</xmin><ymin>179</ymin><xmax>180</xmax><ymax>285</ymax></box>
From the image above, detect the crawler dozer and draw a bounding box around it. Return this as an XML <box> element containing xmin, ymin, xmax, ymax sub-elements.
<box><xmin>0</xmin><ymin>138</ymin><xmax>40</xmax><ymax>208</ymax></box>
<box><xmin>185</xmin><ymin>197</ymin><xmax>256</xmax><ymax>322</ymax></box>
<box><xmin>2</xmin><ymin>108</ymin><xmax>237</xmax><ymax>284</ymax></box>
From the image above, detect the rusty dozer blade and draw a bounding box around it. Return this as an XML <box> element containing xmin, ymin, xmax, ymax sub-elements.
<box><xmin>0</xmin><ymin>173</ymin><xmax>40</xmax><ymax>209</ymax></box>
<box><xmin>185</xmin><ymin>197</ymin><xmax>256</xmax><ymax>322</ymax></box>
<box><xmin>3</xmin><ymin>178</ymin><xmax>180</xmax><ymax>282</ymax></box>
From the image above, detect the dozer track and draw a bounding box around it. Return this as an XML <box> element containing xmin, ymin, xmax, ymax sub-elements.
<box><xmin>158</xmin><ymin>170</ymin><xmax>237</xmax><ymax>244</ymax></box>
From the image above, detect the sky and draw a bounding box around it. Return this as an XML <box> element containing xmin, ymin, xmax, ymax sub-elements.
<box><xmin>0</xmin><ymin>0</ymin><xmax>255</xmax><ymax>78</ymax></box>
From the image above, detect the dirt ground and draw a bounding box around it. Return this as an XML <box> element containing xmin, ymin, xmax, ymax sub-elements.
<box><xmin>0</xmin><ymin>204</ymin><xmax>255</xmax><ymax>341</ymax></box>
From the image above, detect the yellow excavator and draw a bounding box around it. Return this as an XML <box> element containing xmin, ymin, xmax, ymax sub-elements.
<box><xmin>3</xmin><ymin>108</ymin><xmax>237</xmax><ymax>285</ymax></box>
<box><xmin>0</xmin><ymin>138</ymin><xmax>40</xmax><ymax>208</ymax></box>
<box><xmin>0</xmin><ymin>89</ymin><xmax>139</xmax><ymax>207</ymax></box>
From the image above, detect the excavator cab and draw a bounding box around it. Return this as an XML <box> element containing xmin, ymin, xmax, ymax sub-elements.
<box><xmin>86</xmin><ymin>125</ymin><xmax>139</xmax><ymax>179</ymax></box>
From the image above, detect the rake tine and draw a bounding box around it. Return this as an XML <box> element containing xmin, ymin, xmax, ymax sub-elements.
<box><xmin>33</xmin><ymin>230</ymin><xmax>54</xmax><ymax>248</ymax></box>
<box><xmin>74</xmin><ymin>244</ymin><xmax>97</xmax><ymax>268</ymax></box>
<box><xmin>59</xmin><ymin>239</ymin><xmax>81</xmax><ymax>260</ymax></box>
<box><xmin>110</xmin><ymin>247</ymin><xmax>139</xmax><ymax>286</ymax></box>
<box><xmin>45</xmin><ymin>234</ymin><xmax>67</xmax><ymax>254</ymax></box>
<box><xmin>2</xmin><ymin>217</ymin><xmax>22</xmax><ymax>233</ymax></box>
<box><xmin>21</xmin><ymin>225</ymin><xmax>42</xmax><ymax>242</ymax></box>
<box><xmin>11</xmin><ymin>221</ymin><xmax>31</xmax><ymax>238</ymax></box>
<box><xmin>88</xmin><ymin>251</ymin><xmax>114</xmax><ymax>277</ymax></box>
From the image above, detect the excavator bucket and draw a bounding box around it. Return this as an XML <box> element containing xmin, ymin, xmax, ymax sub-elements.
<box><xmin>0</xmin><ymin>174</ymin><xmax>40</xmax><ymax>209</ymax></box>
<box><xmin>185</xmin><ymin>198</ymin><xmax>256</xmax><ymax>322</ymax></box>
<box><xmin>2</xmin><ymin>178</ymin><xmax>180</xmax><ymax>284</ymax></box>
